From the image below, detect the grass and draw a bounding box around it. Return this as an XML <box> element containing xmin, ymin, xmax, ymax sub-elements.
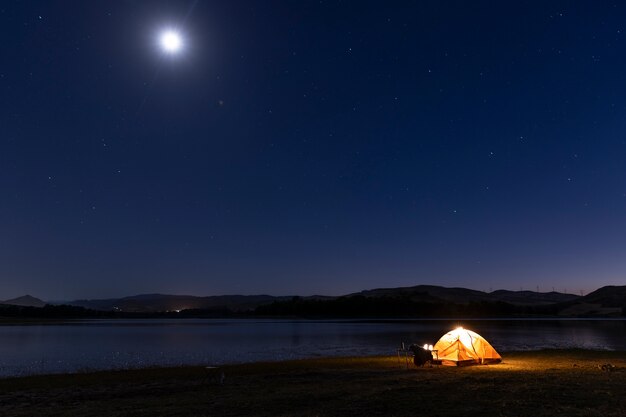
<box><xmin>0</xmin><ymin>350</ymin><xmax>624</xmax><ymax>416</ymax></box>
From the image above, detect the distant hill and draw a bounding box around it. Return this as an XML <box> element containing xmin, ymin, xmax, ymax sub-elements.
<box><xmin>1</xmin><ymin>295</ymin><xmax>47</xmax><ymax>308</ymax></box>
<box><xmin>484</xmin><ymin>290</ymin><xmax>578</xmax><ymax>305</ymax></box>
<box><xmin>351</xmin><ymin>285</ymin><xmax>579</xmax><ymax>306</ymax></box>
<box><xmin>67</xmin><ymin>294</ymin><xmax>293</xmax><ymax>313</ymax></box>
<box><xmin>258</xmin><ymin>285</ymin><xmax>626</xmax><ymax>318</ymax></box>
<box><xmin>48</xmin><ymin>284</ymin><xmax>625</xmax><ymax>317</ymax></box>
<box><xmin>580</xmin><ymin>285</ymin><xmax>626</xmax><ymax>307</ymax></box>
<box><xmin>555</xmin><ymin>285</ymin><xmax>626</xmax><ymax>316</ymax></box>
<box><xmin>351</xmin><ymin>285</ymin><xmax>489</xmax><ymax>303</ymax></box>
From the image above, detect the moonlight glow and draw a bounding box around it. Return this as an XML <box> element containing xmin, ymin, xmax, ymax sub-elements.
<box><xmin>160</xmin><ymin>30</ymin><xmax>182</xmax><ymax>54</ymax></box>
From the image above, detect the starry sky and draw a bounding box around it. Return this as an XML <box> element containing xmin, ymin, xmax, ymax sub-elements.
<box><xmin>2</xmin><ymin>1</ymin><xmax>626</xmax><ymax>300</ymax></box>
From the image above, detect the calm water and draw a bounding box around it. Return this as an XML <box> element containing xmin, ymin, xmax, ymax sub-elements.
<box><xmin>0</xmin><ymin>318</ymin><xmax>624</xmax><ymax>377</ymax></box>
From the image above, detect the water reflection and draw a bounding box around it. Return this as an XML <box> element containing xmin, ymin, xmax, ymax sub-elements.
<box><xmin>0</xmin><ymin>318</ymin><xmax>624</xmax><ymax>377</ymax></box>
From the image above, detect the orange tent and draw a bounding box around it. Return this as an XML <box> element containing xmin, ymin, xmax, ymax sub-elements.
<box><xmin>433</xmin><ymin>327</ymin><xmax>501</xmax><ymax>366</ymax></box>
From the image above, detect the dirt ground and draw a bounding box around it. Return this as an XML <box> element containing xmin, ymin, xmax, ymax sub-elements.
<box><xmin>0</xmin><ymin>350</ymin><xmax>624</xmax><ymax>417</ymax></box>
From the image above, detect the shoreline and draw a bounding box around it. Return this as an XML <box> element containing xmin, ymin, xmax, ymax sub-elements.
<box><xmin>0</xmin><ymin>346</ymin><xmax>622</xmax><ymax>380</ymax></box>
<box><xmin>2</xmin><ymin>349</ymin><xmax>625</xmax><ymax>416</ymax></box>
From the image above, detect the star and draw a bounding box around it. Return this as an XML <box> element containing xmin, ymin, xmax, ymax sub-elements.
<box><xmin>160</xmin><ymin>30</ymin><xmax>183</xmax><ymax>54</ymax></box>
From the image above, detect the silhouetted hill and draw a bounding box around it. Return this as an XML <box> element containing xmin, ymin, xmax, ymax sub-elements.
<box><xmin>259</xmin><ymin>285</ymin><xmax>624</xmax><ymax>318</ymax></box>
<box><xmin>351</xmin><ymin>285</ymin><xmax>489</xmax><ymax>303</ymax></box>
<box><xmin>67</xmin><ymin>294</ymin><xmax>292</xmax><ymax>313</ymax></box>
<box><xmin>1</xmin><ymin>295</ymin><xmax>46</xmax><ymax>308</ymax></box>
<box><xmin>351</xmin><ymin>285</ymin><xmax>579</xmax><ymax>305</ymax></box>
<box><xmin>581</xmin><ymin>285</ymin><xmax>626</xmax><ymax>307</ymax></box>
<box><xmin>553</xmin><ymin>285</ymin><xmax>626</xmax><ymax>316</ymax></box>
<box><xmin>56</xmin><ymin>285</ymin><xmax>625</xmax><ymax>317</ymax></box>
<box><xmin>488</xmin><ymin>290</ymin><xmax>579</xmax><ymax>305</ymax></box>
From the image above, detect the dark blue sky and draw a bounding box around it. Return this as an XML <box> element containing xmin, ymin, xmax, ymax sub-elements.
<box><xmin>2</xmin><ymin>1</ymin><xmax>626</xmax><ymax>299</ymax></box>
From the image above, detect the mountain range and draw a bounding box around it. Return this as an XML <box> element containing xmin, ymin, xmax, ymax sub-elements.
<box><xmin>65</xmin><ymin>294</ymin><xmax>292</xmax><ymax>312</ymax></box>
<box><xmin>350</xmin><ymin>285</ymin><xmax>579</xmax><ymax>305</ymax></box>
<box><xmin>0</xmin><ymin>295</ymin><xmax>46</xmax><ymax>308</ymax></box>
<box><xmin>2</xmin><ymin>285</ymin><xmax>624</xmax><ymax>316</ymax></box>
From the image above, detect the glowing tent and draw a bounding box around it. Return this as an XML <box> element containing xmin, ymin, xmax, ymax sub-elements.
<box><xmin>433</xmin><ymin>327</ymin><xmax>502</xmax><ymax>366</ymax></box>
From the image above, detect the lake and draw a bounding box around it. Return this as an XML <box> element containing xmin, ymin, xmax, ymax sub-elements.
<box><xmin>0</xmin><ymin>318</ymin><xmax>624</xmax><ymax>377</ymax></box>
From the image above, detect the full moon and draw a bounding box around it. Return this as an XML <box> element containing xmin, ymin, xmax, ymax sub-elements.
<box><xmin>160</xmin><ymin>30</ymin><xmax>182</xmax><ymax>54</ymax></box>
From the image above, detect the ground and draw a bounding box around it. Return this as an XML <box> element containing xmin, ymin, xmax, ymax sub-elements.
<box><xmin>0</xmin><ymin>350</ymin><xmax>624</xmax><ymax>416</ymax></box>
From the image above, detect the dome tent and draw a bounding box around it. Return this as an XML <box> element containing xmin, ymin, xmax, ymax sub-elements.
<box><xmin>433</xmin><ymin>327</ymin><xmax>501</xmax><ymax>366</ymax></box>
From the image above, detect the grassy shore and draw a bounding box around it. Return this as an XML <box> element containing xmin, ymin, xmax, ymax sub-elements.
<box><xmin>0</xmin><ymin>350</ymin><xmax>624</xmax><ymax>416</ymax></box>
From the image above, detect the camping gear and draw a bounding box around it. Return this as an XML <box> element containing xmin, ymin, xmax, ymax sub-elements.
<box><xmin>433</xmin><ymin>327</ymin><xmax>501</xmax><ymax>366</ymax></box>
<box><xmin>408</xmin><ymin>344</ymin><xmax>434</xmax><ymax>367</ymax></box>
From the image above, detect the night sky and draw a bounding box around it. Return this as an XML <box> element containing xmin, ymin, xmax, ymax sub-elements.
<box><xmin>2</xmin><ymin>1</ymin><xmax>626</xmax><ymax>300</ymax></box>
